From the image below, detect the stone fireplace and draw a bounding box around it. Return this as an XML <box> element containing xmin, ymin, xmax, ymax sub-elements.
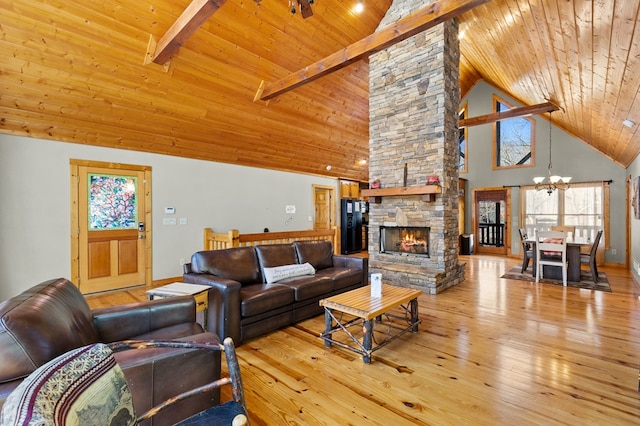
<box><xmin>367</xmin><ymin>0</ymin><xmax>463</xmax><ymax>294</ymax></box>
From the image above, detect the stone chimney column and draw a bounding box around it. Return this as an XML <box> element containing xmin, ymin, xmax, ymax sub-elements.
<box><xmin>368</xmin><ymin>0</ymin><xmax>462</xmax><ymax>294</ymax></box>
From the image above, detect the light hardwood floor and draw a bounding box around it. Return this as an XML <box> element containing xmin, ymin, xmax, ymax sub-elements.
<box><xmin>85</xmin><ymin>255</ymin><xmax>640</xmax><ymax>425</ymax></box>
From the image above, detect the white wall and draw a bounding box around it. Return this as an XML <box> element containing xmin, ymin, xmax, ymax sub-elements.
<box><xmin>461</xmin><ymin>82</ymin><xmax>628</xmax><ymax>263</ymax></box>
<box><xmin>0</xmin><ymin>134</ymin><xmax>337</xmax><ymax>300</ymax></box>
<box><xmin>628</xmin><ymin>155</ymin><xmax>640</xmax><ymax>283</ymax></box>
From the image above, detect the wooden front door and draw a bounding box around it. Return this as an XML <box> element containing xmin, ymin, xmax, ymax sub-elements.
<box><xmin>71</xmin><ymin>160</ymin><xmax>151</xmax><ymax>294</ymax></box>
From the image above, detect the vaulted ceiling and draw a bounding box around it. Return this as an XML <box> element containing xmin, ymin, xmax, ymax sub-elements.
<box><xmin>1</xmin><ymin>0</ymin><xmax>639</xmax><ymax>182</ymax></box>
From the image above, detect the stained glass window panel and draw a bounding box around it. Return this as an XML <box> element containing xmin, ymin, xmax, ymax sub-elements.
<box><xmin>89</xmin><ymin>174</ymin><xmax>138</xmax><ymax>230</ymax></box>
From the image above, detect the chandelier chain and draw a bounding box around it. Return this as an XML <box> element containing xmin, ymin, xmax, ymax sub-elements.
<box><xmin>533</xmin><ymin>110</ymin><xmax>571</xmax><ymax>195</ymax></box>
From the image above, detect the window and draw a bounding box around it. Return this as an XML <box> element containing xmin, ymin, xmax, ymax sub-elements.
<box><xmin>459</xmin><ymin>103</ymin><xmax>468</xmax><ymax>172</ymax></box>
<box><xmin>493</xmin><ymin>96</ymin><xmax>534</xmax><ymax>169</ymax></box>
<box><xmin>521</xmin><ymin>183</ymin><xmax>606</xmax><ymax>242</ymax></box>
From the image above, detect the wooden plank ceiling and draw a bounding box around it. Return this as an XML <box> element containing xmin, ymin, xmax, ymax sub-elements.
<box><xmin>1</xmin><ymin>0</ymin><xmax>639</xmax><ymax>182</ymax></box>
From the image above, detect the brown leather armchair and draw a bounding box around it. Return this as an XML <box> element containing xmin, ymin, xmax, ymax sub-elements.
<box><xmin>0</xmin><ymin>278</ymin><xmax>221</xmax><ymax>426</ymax></box>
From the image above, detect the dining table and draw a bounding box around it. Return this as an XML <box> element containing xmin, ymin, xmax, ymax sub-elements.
<box><xmin>526</xmin><ymin>236</ymin><xmax>594</xmax><ymax>282</ymax></box>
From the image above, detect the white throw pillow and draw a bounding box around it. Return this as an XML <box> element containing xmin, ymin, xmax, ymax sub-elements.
<box><xmin>263</xmin><ymin>262</ymin><xmax>316</xmax><ymax>284</ymax></box>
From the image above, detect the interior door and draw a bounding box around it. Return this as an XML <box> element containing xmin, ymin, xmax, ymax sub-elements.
<box><xmin>313</xmin><ymin>185</ymin><xmax>334</xmax><ymax>230</ymax></box>
<box><xmin>71</xmin><ymin>161</ymin><xmax>151</xmax><ymax>294</ymax></box>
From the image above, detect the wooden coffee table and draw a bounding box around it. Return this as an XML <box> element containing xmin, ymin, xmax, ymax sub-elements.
<box><xmin>319</xmin><ymin>284</ymin><xmax>422</xmax><ymax>363</ymax></box>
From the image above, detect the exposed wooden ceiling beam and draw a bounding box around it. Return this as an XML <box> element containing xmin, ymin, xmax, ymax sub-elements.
<box><xmin>151</xmin><ymin>0</ymin><xmax>226</xmax><ymax>65</ymax></box>
<box><xmin>459</xmin><ymin>102</ymin><xmax>559</xmax><ymax>128</ymax></box>
<box><xmin>257</xmin><ymin>0</ymin><xmax>490</xmax><ymax>101</ymax></box>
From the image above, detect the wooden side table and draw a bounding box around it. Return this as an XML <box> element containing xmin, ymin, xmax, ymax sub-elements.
<box><xmin>147</xmin><ymin>283</ymin><xmax>210</xmax><ymax>331</ymax></box>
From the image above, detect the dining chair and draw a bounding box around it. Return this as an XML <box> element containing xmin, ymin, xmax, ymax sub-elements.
<box><xmin>551</xmin><ymin>225</ymin><xmax>576</xmax><ymax>238</ymax></box>
<box><xmin>0</xmin><ymin>337</ymin><xmax>249</xmax><ymax>426</ymax></box>
<box><xmin>518</xmin><ymin>228</ymin><xmax>534</xmax><ymax>273</ymax></box>
<box><xmin>580</xmin><ymin>230</ymin><xmax>603</xmax><ymax>282</ymax></box>
<box><xmin>535</xmin><ymin>230</ymin><xmax>568</xmax><ymax>286</ymax></box>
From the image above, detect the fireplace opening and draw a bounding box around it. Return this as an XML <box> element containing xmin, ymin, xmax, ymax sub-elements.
<box><xmin>380</xmin><ymin>226</ymin><xmax>430</xmax><ymax>256</ymax></box>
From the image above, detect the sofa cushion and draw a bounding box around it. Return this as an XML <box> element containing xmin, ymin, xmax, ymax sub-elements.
<box><xmin>294</xmin><ymin>241</ymin><xmax>334</xmax><ymax>270</ymax></box>
<box><xmin>92</xmin><ymin>296</ymin><xmax>198</xmax><ymax>343</ymax></box>
<box><xmin>125</xmin><ymin>322</ymin><xmax>205</xmax><ymax>341</ymax></box>
<box><xmin>240</xmin><ymin>284</ymin><xmax>294</xmax><ymax>317</ymax></box>
<box><xmin>263</xmin><ymin>262</ymin><xmax>315</xmax><ymax>284</ymax></box>
<box><xmin>277</xmin><ymin>275</ymin><xmax>334</xmax><ymax>301</ymax></box>
<box><xmin>0</xmin><ymin>278</ymin><xmax>100</xmax><ymax>384</ymax></box>
<box><xmin>1</xmin><ymin>343</ymin><xmax>135</xmax><ymax>426</ymax></box>
<box><xmin>190</xmin><ymin>247</ymin><xmax>261</xmax><ymax>284</ymax></box>
<box><xmin>255</xmin><ymin>244</ymin><xmax>298</xmax><ymax>271</ymax></box>
<box><xmin>317</xmin><ymin>267</ymin><xmax>363</xmax><ymax>290</ymax></box>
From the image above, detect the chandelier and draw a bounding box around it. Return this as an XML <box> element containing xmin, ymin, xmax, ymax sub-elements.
<box><xmin>533</xmin><ymin>111</ymin><xmax>571</xmax><ymax>195</ymax></box>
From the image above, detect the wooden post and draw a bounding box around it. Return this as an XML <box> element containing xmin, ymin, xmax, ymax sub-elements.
<box><xmin>230</xmin><ymin>229</ymin><xmax>240</xmax><ymax>248</ymax></box>
<box><xmin>411</xmin><ymin>299</ymin><xmax>419</xmax><ymax>333</ymax></box>
<box><xmin>324</xmin><ymin>310</ymin><xmax>332</xmax><ymax>348</ymax></box>
<box><xmin>362</xmin><ymin>320</ymin><xmax>373</xmax><ymax>363</ymax></box>
<box><xmin>204</xmin><ymin>228</ymin><xmax>213</xmax><ymax>250</ymax></box>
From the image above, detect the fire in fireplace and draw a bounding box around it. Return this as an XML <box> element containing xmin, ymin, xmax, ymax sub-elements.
<box><xmin>380</xmin><ymin>226</ymin><xmax>430</xmax><ymax>256</ymax></box>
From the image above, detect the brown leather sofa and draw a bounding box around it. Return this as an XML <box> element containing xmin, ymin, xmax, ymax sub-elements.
<box><xmin>0</xmin><ymin>278</ymin><xmax>221</xmax><ymax>426</ymax></box>
<box><xmin>183</xmin><ymin>240</ymin><xmax>368</xmax><ymax>344</ymax></box>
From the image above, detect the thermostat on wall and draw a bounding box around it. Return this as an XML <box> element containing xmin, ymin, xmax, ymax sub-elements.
<box><xmin>164</xmin><ymin>207</ymin><xmax>175</xmax><ymax>214</ymax></box>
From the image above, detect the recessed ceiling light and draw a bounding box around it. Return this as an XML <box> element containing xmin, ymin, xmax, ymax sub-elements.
<box><xmin>354</xmin><ymin>1</ymin><xmax>363</xmax><ymax>13</ymax></box>
<box><xmin>623</xmin><ymin>119</ymin><xmax>635</xmax><ymax>128</ymax></box>
<box><xmin>326</xmin><ymin>165</ymin><xmax>332</xmax><ymax>171</ymax></box>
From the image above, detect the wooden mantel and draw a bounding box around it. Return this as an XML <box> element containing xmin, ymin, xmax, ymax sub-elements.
<box><xmin>361</xmin><ymin>185</ymin><xmax>441</xmax><ymax>203</ymax></box>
